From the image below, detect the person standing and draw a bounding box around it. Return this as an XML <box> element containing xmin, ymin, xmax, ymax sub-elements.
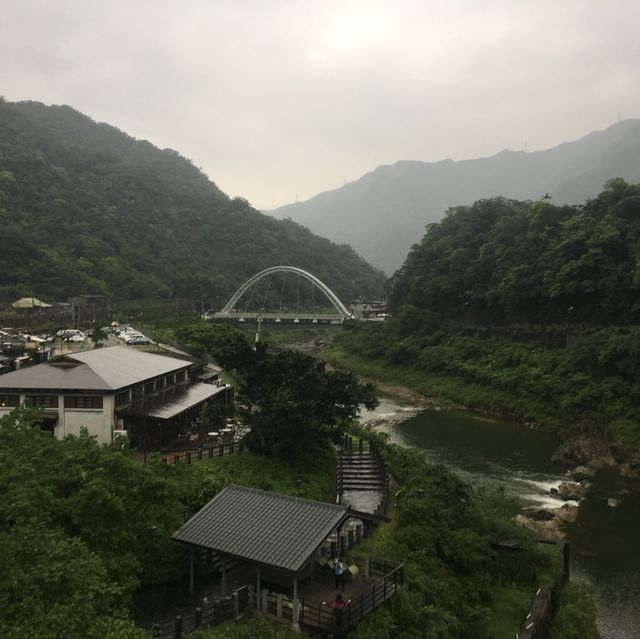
<box><xmin>323</xmin><ymin>593</ymin><xmax>350</xmax><ymax>635</ymax></box>
<box><xmin>333</xmin><ymin>557</ymin><xmax>345</xmax><ymax>591</ymax></box>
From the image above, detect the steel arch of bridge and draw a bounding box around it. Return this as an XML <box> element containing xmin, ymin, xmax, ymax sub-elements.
<box><xmin>221</xmin><ymin>266</ymin><xmax>353</xmax><ymax>320</ymax></box>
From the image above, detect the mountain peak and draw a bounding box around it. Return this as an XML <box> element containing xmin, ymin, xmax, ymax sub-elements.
<box><xmin>269</xmin><ymin>120</ymin><xmax>640</xmax><ymax>274</ymax></box>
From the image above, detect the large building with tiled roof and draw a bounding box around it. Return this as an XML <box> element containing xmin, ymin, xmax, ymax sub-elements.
<box><xmin>0</xmin><ymin>345</ymin><xmax>232</xmax><ymax>447</ymax></box>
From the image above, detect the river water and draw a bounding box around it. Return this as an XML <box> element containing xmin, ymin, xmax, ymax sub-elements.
<box><xmin>362</xmin><ymin>397</ymin><xmax>640</xmax><ymax>639</ymax></box>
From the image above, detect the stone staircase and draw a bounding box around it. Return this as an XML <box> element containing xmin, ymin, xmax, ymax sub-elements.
<box><xmin>340</xmin><ymin>449</ymin><xmax>387</xmax><ymax>492</ymax></box>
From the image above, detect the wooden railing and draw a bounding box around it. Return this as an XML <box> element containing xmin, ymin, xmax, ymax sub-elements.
<box><xmin>160</xmin><ymin>439</ymin><xmax>244</xmax><ymax>464</ymax></box>
<box><xmin>151</xmin><ymin>585</ymin><xmax>250</xmax><ymax>638</ymax></box>
<box><xmin>300</xmin><ymin>561</ymin><xmax>404</xmax><ymax>635</ymax></box>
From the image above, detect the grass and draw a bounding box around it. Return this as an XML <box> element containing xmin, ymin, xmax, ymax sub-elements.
<box><xmin>480</xmin><ymin>585</ymin><xmax>532</xmax><ymax>639</ymax></box>
<box><xmin>171</xmin><ymin>445</ymin><xmax>337</xmax><ymax>510</ymax></box>
<box><xmin>192</xmin><ymin>615</ymin><xmax>307</xmax><ymax>638</ymax></box>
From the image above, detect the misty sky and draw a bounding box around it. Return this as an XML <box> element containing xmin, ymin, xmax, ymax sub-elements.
<box><xmin>2</xmin><ymin>0</ymin><xmax>639</xmax><ymax>210</ymax></box>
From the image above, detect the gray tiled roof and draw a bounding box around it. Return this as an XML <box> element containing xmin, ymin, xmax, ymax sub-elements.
<box><xmin>172</xmin><ymin>484</ymin><xmax>348</xmax><ymax>572</ymax></box>
<box><xmin>0</xmin><ymin>346</ymin><xmax>192</xmax><ymax>392</ymax></box>
<box><xmin>0</xmin><ymin>359</ymin><xmax>110</xmax><ymax>391</ymax></box>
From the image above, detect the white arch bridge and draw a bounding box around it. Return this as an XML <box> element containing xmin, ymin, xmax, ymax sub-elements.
<box><xmin>205</xmin><ymin>266</ymin><xmax>354</xmax><ymax>324</ymax></box>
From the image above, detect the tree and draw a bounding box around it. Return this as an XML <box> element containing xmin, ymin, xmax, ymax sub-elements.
<box><xmin>175</xmin><ymin>323</ymin><xmax>253</xmax><ymax>369</ymax></box>
<box><xmin>92</xmin><ymin>326</ymin><xmax>108</xmax><ymax>347</ymax></box>
<box><xmin>0</xmin><ymin>408</ymin><xmax>185</xmax><ymax>636</ymax></box>
<box><xmin>236</xmin><ymin>346</ymin><xmax>377</xmax><ymax>455</ymax></box>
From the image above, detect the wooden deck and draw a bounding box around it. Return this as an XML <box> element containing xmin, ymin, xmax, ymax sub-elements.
<box><xmin>299</xmin><ymin>562</ymin><xmax>403</xmax><ymax>634</ymax></box>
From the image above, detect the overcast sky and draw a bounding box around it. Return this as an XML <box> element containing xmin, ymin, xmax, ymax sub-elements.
<box><xmin>2</xmin><ymin>0</ymin><xmax>639</xmax><ymax>209</ymax></box>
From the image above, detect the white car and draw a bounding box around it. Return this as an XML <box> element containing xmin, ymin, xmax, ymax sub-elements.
<box><xmin>67</xmin><ymin>332</ymin><xmax>86</xmax><ymax>342</ymax></box>
<box><xmin>118</xmin><ymin>328</ymin><xmax>138</xmax><ymax>340</ymax></box>
<box><xmin>123</xmin><ymin>332</ymin><xmax>145</xmax><ymax>343</ymax></box>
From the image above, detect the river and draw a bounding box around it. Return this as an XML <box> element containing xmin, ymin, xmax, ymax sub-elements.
<box><xmin>362</xmin><ymin>396</ymin><xmax>640</xmax><ymax>639</ymax></box>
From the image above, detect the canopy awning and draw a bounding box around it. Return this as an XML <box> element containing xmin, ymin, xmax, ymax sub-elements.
<box><xmin>145</xmin><ymin>383</ymin><xmax>229</xmax><ymax>420</ymax></box>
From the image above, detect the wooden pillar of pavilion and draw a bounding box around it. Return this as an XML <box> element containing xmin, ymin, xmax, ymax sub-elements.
<box><xmin>291</xmin><ymin>575</ymin><xmax>300</xmax><ymax>631</ymax></box>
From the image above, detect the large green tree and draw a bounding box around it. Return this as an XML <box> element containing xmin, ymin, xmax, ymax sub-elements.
<box><xmin>236</xmin><ymin>345</ymin><xmax>378</xmax><ymax>455</ymax></box>
<box><xmin>0</xmin><ymin>407</ymin><xmax>182</xmax><ymax>638</ymax></box>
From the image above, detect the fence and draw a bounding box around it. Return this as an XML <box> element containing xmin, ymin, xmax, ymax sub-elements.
<box><xmin>300</xmin><ymin>560</ymin><xmax>404</xmax><ymax>635</ymax></box>
<box><xmin>259</xmin><ymin>590</ymin><xmax>298</xmax><ymax>624</ymax></box>
<box><xmin>517</xmin><ymin>586</ymin><xmax>552</xmax><ymax>639</ymax></box>
<box><xmin>151</xmin><ymin>585</ymin><xmax>250</xmax><ymax>639</ymax></box>
<box><xmin>160</xmin><ymin>439</ymin><xmax>244</xmax><ymax>464</ymax></box>
<box><xmin>513</xmin><ymin>541</ymin><xmax>570</xmax><ymax>639</ymax></box>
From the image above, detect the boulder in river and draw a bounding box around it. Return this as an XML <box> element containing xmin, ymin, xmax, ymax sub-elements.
<box><xmin>618</xmin><ymin>462</ymin><xmax>640</xmax><ymax>479</ymax></box>
<box><xmin>571</xmin><ymin>465</ymin><xmax>595</xmax><ymax>481</ymax></box>
<box><xmin>512</xmin><ymin>513</ymin><xmax>566</xmax><ymax>541</ymax></box>
<box><xmin>553</xmin><ymin>503</ymin><xmax>579</xmax><ymax>524</ymax></box>
<box><xmin>513</xmin><ymin>502</ymin><xmax>578</xmax><ymax>541</ymax></box>
<box><xmin>558</xmin><ymin>481</ymin><xmax>589</xmax><ymax>501</ymax></box>
<box><xmin>551</xmin><ymin>436</ymin><xmax>614</xmax><ymax>468</ymax></box>
<box><xmin>522</xmin><ymin>506</ymin><xmax>557</xmax><ymax>521</ymax></box>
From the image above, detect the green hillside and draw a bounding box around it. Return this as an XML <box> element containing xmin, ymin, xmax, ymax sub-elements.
<box><xmin>333</xmin><ymin>183</ymin><xmax>640</xmax><ymax>457</ymax></box>
<box><xmin>0</xmin><ymin>99</ymin><xmax>384</xmax><ymax>303</ymax></box>
<box><xmin>389</xmin><ymin>180</ymin><xmax>640</xmax><ymax>324</ymax></box>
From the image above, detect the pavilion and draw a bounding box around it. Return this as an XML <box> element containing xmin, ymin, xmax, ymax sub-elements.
<box><xmin>172</xmin><ymin>484</ymin><xmax>354</xmax><ymax>624</ymax></box>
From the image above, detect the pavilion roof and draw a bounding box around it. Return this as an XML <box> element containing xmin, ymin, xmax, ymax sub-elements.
<box><xmin>172</xmin><ymin>484</ymin><xmax>348</xmax><ymax>573</ymax></box>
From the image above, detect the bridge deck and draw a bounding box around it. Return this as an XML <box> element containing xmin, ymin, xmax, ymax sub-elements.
<box><xmin>205</xmin><ymin>312</ymin><xmax>344</xmax><ymax>324</ymax></box>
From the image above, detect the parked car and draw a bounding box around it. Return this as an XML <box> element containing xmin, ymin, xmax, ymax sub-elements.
<box><xmin>56</xmin><ymin>329</ymin><xmax>86</xmax><ymax>341</ymax></box>
<box><xmin>127</xmin><ymin>336</ymin><xmax>151</xmax><ymax>345</ymax></box>
<box><xmin>118</xmin><ymin>328</ymin><xmax>138</xmax><ymax>340</ymax></box>
<box><xmin>123</xmin><ymin>332</ymin><xmax>145</xmax><ymax>342</ymax></box>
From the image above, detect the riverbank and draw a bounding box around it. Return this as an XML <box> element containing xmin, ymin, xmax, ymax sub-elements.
<box><xmin>328</xmin><ymin>343</ymin><xmax>640</xmax><ymax>480</ymax></box>
<box><xmin>359</xmin><ymin>387</ymin><xmax>580</xmax><ymax>542</ymax></box>
<box><xmin>361</xmin><ymin>389</ymin><xmax>640</xmax><ymax>638</ymax></box>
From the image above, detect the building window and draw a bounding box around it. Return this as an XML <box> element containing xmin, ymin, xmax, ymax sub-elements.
<box><xmin>155</xmin><ymin>378</ymin><xmax>165</xmax><ymax>391</ymax></box>
<box><xmin>64</xmin><ymin>396</ymin><xmax>103</xmax><ymax>409</ymax></box>
<box><xmin>0</xmin><ymin>394</ymin><xmax>20</xmax><ymax>408</ymax></box>
<box><xmin>176</xmin><ymin>370</ymin><xmax>186</xmax><ymax>382</ymax></box>
<box><xmin>144</xmin><ymin>381</ymin><xmax>154</xmax><ymax>395</ymax></box>
<box><xmin>25</xmin><ymin>395</ymin><xmax>59</xmax><ymax>408</ymax></box>
<box><xmin>115</xmin><ymin>390</ymin><xmax>130</xmax><ymax>407</ymax></box>
<box><xmin>166</xmin><ymin>374</ymin><xmax>175</xmax><ymax>387</ymax></box>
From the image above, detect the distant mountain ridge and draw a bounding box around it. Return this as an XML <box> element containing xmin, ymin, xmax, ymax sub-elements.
<box><xmin>0</xmin><ymin>100</ymin><xmax>385</xmax><ymax>303</ymax></box>
<box><xmin>268</xmin><ymin>120</ymin><xmax>640</xmax><ymax>274</ymax></box>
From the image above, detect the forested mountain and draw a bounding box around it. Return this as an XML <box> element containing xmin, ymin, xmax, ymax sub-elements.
<box><xmin>0</xmin><ymin>100</ymin><xmax>385</xmax><ymax>304</ymax></box>
<box><xmin>268</xmin><ymin>120</ymin><xmax>640</xmax><ymax>274</ymax></box>
<box><xmin>389</xmin><ymin>180</ymin><xmax>640</xmax><ymax>324</ymax></box>
<box><xmin>334</xmin><ymin>184</ymin><xmax>640</xmax><ymax>458</ymax></box>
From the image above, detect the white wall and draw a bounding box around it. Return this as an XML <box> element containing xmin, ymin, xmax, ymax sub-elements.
<box><xmin>0</xmin><ymin>393</ymin><xmax>115</xmax><ymax>445</ymax></box>
<box><xmin>63</xmin><ymin>394</ymin><xmax>115</xmax><ymax>444</ymax></box>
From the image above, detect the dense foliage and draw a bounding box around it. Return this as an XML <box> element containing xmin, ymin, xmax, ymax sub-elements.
<box><xmin>0</xmin><ymin>405</ymin><xmax>337</xmax><ymax>638</ymax></box>
<box><xmin>0</xmin><ymin>99</ymin><xmax>384</xmax><ymax>303</ymax></box>
<box><xmin>332</xmin><ymin>322</ymin><xmax>640</xmax><ymax>453</ymax></box>
<box><xmin>175</xmin><ymin>321</ymin><xmax>378</xmax><ymax>455</ymax></box>
<box><xmin>330</xmin><ymin>184</ymin><xmax>640</xmax><ymax>455</ymax></box>
<box><xmin>347</xmin><ymin>431</ymin><xmax>565</xmax><ymax>639</ymax></box>
<box><xmin>389</xmin><ymin>180</ymin><xmax>640</xmax><ymax>324</ymax></box>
